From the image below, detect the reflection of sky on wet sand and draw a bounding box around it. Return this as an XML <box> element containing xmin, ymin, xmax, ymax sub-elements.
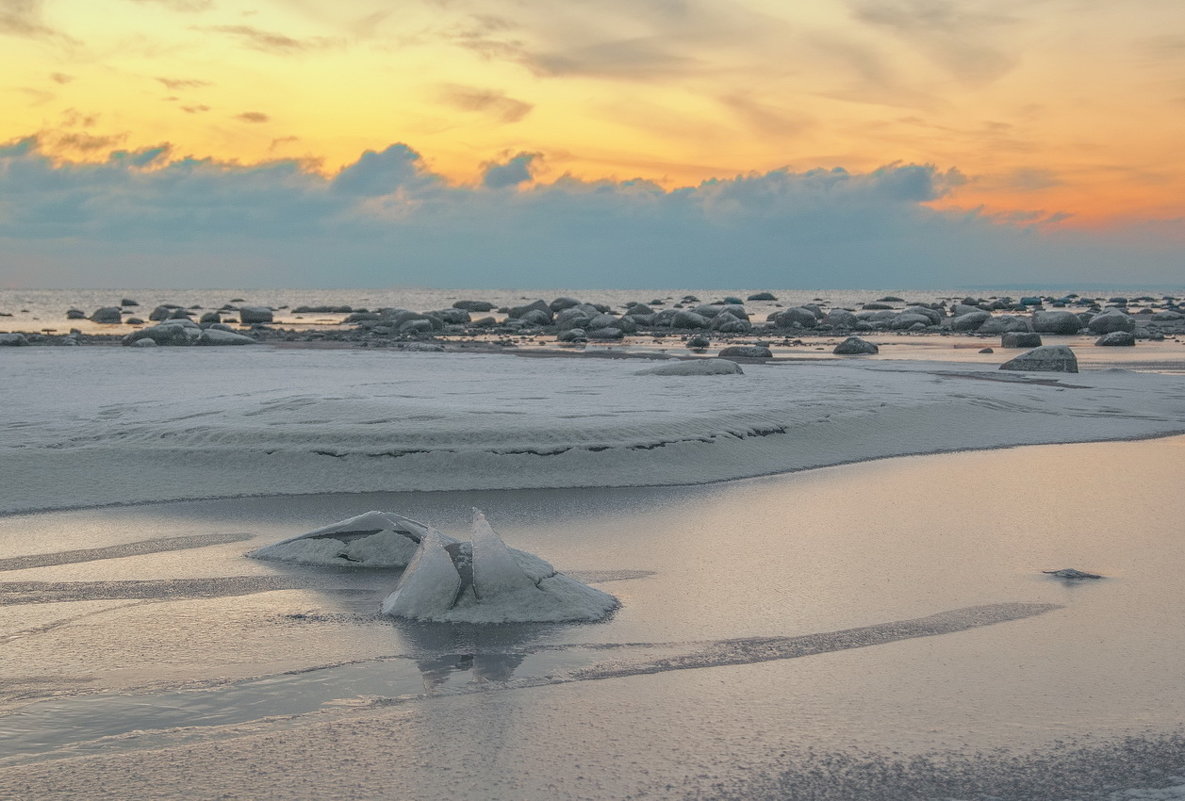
<box><xmin>2</xmin><ymin>436</ymin><xmax>1185</xmax><ymax>796</ymax></box>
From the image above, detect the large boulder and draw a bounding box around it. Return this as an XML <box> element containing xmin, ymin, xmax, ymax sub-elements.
<box><xmin>950</xmin><ymin>311</ymin><xmax>991</xmax><ymax>331</ymax></box>
<box><xmin>555</xmin><ymin>307</ymin><xmax>594</xmax><ymax>330</ymax></box>
<box><xmin>1087</xmin><ymin>310</ymin><xmax>1136</xmax><ymax>334</ymax></box>
<box><xmin>587</xmin><ymin>326</ymin><xmax>624</xmax><ymax>340</ymax></box>
<box><xmin>1031</xmin><ymin>310</ymin><xmax>1081</xmax><ymax>334</ymax></box>
<box><xmin>549</xmin><ymin>297</ymin><xmax>582</xmax><ymax>312</ymax></box>
<box><xmin>197</xmin><ymin>329</ymin><xmax>256</xmax><ymax>345</ymax></box>
<box><xmin>519</xmin><ymin>308</ymin><xmax>553</xmax><ymax>327</ymax></box>
<box><xmin>1095</xmin><ymin>331</ymin><xmax>1136</xmax><ymax>347</ymax></box>
<box><xmin>453</xmin><ymin>300</ymin><xmax>495</xmax><ymax>312</ymax></box>
<box><xmin>833</xmin><ymin>336</ymin><xmax>878</xmax><ymax>355</ymax></box>
<box><xmin>999</xmin><ymin>345</ymin><xmax>1078</xmax><ymax>373</ymax></box>
<box><xmin>0</xmin><ymin>333</ymin><xmax>29</xmax><ymax>346</ymax></box>
<box><xmin>90</xmin><ymin>306</ymin><xmax>123</xmax><ymax>324</ymax></box>
<box><xmin>901</xmin><ymin>305</ymin><xmax>943</xmax><ymax>326</ymax></box>
<box><xmin>672</xmin><ymin>310</ymin><xmax>710</xmax><ymax>329</ymax></box>
<box><xmin>747</xmin><ymin>292</ymin><xmax>777</xmax><ymax>301</ymax></box>
<box><xmin>710</xmin><ymin>312</ymin><xmax>751</xmax><ymax>333</ymax></box>
<box><xmin>718</xmin><ymin>345</ymin><xmax>772</xmax><ymax>359</ymax></box>
<box><xmin>635</xmin><ymin>358</ymin><xmax>743</xmax><ymax>376</ymax></box>
<box><xmin>432</xmin><ymin>308</ymin><xmax>471</xmax><ymax>325</ymax></box>
<box><xmin>1001</xmin><ymin>332</ymin><xmax>1042</xmax><ymax>348</ymax></box>
<box><xmin>507</xmin><ymin>300</ymin><xmax>551</xmax><ymax>320</ymax></box>
<box><xmin>122</xmin><ymin>320</ymin><xmax>203</xmax><ymax>346</ymax></box>
<box><xmin>774</xmin><ymin>307</ymin><xmax>818</xmax><ymax>328</ymax></box>
<box><xmin>239</xmin><ymin>306</ymin><xmax>274</xmax><ymax>324</ymax></box>
<box><xmin>889</xmin><ymin>312</ymin><xmax>933</xmax><ymax>330</ymax></box>
<box><xmin>978</xmin><ymin>315</ymin><xmax>1031</xmax><ymax>334</ymax></box>
<box><xmin>823</xmin><ymin>309</ymin><xmax>858</xmax><ymax>329</ymax></box>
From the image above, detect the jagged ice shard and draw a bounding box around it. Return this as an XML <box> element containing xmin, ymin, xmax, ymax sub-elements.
<box><xmin>247</xmin><ymin>510</ymin><xmax>454</xmax><ymax>568</ymax></box>
<box><xmin>382</xmin><ymin>510</ymin><xmax>619</xmax><ymax>624</ymax></box>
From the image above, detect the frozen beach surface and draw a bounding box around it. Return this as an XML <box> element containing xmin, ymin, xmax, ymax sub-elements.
<box><xmin>2</xmin><ymin>347</ymin><xmax>1185</xmax><ymax>513</ymax></box>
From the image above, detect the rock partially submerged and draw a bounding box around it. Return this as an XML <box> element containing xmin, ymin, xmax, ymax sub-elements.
<box><xmin>634</xmin><ymin>358</ymin><xmax>743</xmax><ymax>376</ymax></box>
<box><xmin>381</xmin><ymin>510</ymin><xmax>619</xmax><ymax>624</ymax></box>
<box><xmin>999</xmin><ymin>345</ymin><xmax>1078</xmax><ymax>373</ymax></box>
<box><xmin>249</xmin><ymin>510</ymin><xmax>446</xmax><ymax>568</ymax></box>
<box><xmin>833</xmin><ymin>336</ymin><xmax>878</xmax><ymax>355</ymax></box>
<box><xmin>1043</xmin><ymin>568</ymin><xmax>1103</xmax><ymax>580</ymax></box>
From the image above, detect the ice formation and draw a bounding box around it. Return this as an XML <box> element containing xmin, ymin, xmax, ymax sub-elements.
<box><xmin>381</xmin><ymin>510</ymin><xmax>619</xmax><ymax>624</ymax></box>
<box><xmin>248</xmin><ymin>510</ymin><xmax>451</xmax><ymax>568</ymax></box>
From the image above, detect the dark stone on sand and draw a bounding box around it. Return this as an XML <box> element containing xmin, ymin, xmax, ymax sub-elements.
<box><xmin>453</xmin><ymin>300</ymin><xmax>495</xmax><ymax>312</ymax></box>
<box><xmin>672</xmin><ymin>310</ymin><xmax>710</xmax><ymax>329</ymax></box>
<box><xmin>346</xmin><ymin>312</ymin><xmax>381</xmax><ymax>323</ymax></box>
<box><xmin>66</xmin><ymin>309</ymin><xmax>86</xmax><ymax>319</ymax></box>
<box><xmin>238</xmin><ymin>306</ymin><xmax>274</xmax><ymax>325</ymax></box>
<box><xmin>1087</xmin><ymin>310</ymin><xmax>1136</xmax><ymax>334</ymax></box>
<box><xmin>747</xmin><ymin>292</ymin><xmax>777</xmax><ymax>301</ymax></box>
<box><xmin>0</xmin><ymin>333</ymin><xmax>29</xmax><ymax>346</ymax></box>
<box><xmin>950</xmin><ymin>311</ymin><xmax>991</xmax><ymax>331</ymax></box>
<box><xmin>1031</xmin><ymin>310</ymin><xmax>1082</xmax><ymax>334</ymax></box>
<box><xmin>200</xmin><ymin>312</ymin><xmax>221</xmax><ymax>324</ymax></box>
<box><xmin>549</xmin><ymin>297</ymin><xmax>582</xmax><ymax>312</ymax></box>
<box><xmin>508</xmin><ymin>300</ymin><xmax>551</xmax><ymax>320</ymax></box>
<box><xmin>876</xmin><ymin>296</ymin><xmax>904</xmax><ymax>303</ymax></box>
<box><xmin>1043</xmin><ymin>568</ymin><xmax>1102</xmax><ymax>579</ymax></box>
<box><xmin>999</xmin><ymin>344</ymin><xmax>1078</xmax><ymax>373</ymax></box>
<box><xmin>121</xmin><ymin>298</ymin><xmax>139</xmax><ymax>307</ymax></box>
<box><xmin>775</xmin><ymin>307</ymin><xmax>819</xmax><ymax>328</ymax></box>
<box><xmin>556</xmin><ymin>328</ymin><xmax>586</xmax><ymax>342</ymax></box>
<box><xmin>833</xmin><ymin>336</ymin><xmax>878</xmax><ymax>355</ymax></box>
<box><xmin>718</xmin><ymin>345</ymin><xmax>772</xmax><ymax>359</ymax></box>
<box><xmin>687</xmin><ymin>334</ymin><xmax>710</xmax><ymax>349</ymax></box>
<box><xmin>1095</xmin><ymin>331</ymin><xmax>1136</xmax><ymax>346</ymax></box>
<box><xmin>89</xmin><ymin>307</ymin><xmax>123</xmax><ymax>324</ymax></box>
<box><xmin>587</xmin><ymin>326</ymin><xmax>624</xmax><ymax>340</ymax></box>
<box><xmin>978</xmin><ymin>315</ymin><xmax>1031</xmax><ymax>334</ymax></box>
<box><xmin>1002</xmin><ymin>332</ymin><xmax>1043</xmax><ymax>348</ymax></box>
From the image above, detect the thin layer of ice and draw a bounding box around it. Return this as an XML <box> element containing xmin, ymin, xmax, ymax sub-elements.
<box><xmin>248</xmin><ymin>510</ymin><xmax>454</xmax><ymax>568</ymax></box>
<box><xmin>2</xmin><ymin>348</ymin><xmax>1185</xmax><ymax>513</ymax></box>
<box><xmin>380</xmin><ymin>531</ymin><xmax>463</xmax><ymax>618</ymax></box>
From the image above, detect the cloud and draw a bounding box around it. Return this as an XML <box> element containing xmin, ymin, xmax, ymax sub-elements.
<box><xmin>49</xmin><ymin>72</ymin><xmax>73</xmax><ymax>84</ymax></box>
<box><xmin>235</xmin><ymin>111</ymin><xmax>270</xmax><ymax>123</ymax></box>
<box><xmin>482</xmin><ymin>152</ymin><xmax>538</xmax><ymax>188</ymax></box>
<box><xmin>200</xmin><ymin>24</ymin><xmax>339</xmax><ymax>53</ymax></box>
<box><xmin>0</xmin><ymin>135</ymin><xmax>1181</xmax><ymax>289</ymax></box>
<box><xmin>129</xmin><ymin>0</ymin><xmax>213</xmax><ymax>10</ymax></box>
<box><xmin>156</xmin><ymin>77</ymin><xmax>212</xmax><ymax>90</ymax></box>
<box><xmin>0</xmin><ymin>0</ymin><xmax>74</xmax><ymax>43</ymax></box>
<box><xmin>438</xmin><ymin>84</ymin><xmax>533</xmax><ymax>123</ymax></box>
<box><xmin>180</xmin><ymin>104</ymin><xmax>210</xmax><ymax>113</ymax></box>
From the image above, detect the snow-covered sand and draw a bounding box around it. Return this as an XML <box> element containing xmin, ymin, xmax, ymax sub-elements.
<box><xmin>2</xmin><ymin>347</ymin><xmax>1184</xmax><ymax>515</ymax></box>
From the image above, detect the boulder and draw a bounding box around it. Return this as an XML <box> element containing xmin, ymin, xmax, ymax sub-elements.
<box><xmin>774</xmin><ymin>307</ymin><xmax>819</xmax><ymax>328</ymax></box>
<box><xmin>686</xmin><ymin>334</ymin><xmax>710</xmax><ymax>349</ymax></box>
<box><xmin>345</xmin><ymin>312</ymin><xmax>381</xmax><ymax>323</ymax></box>
<box><xmin>148</xmin><ymin>305</ymin><xmax>176</xmax><ymax>321</ymax></box>
<box><xmin>833</xmin><ymin>336</ymin><xmax>878</xmax><ymax>355</ymax></box>
<box><xmin>66</xmin><ymin>309</ymin><xmax>86</xmax><ymax>319</ymax></box>
<box><xmin>718</xmin><ymin>345</ymin><xmax>772</xmax><ymax>359</ymax></box>
<box><xmin>823</xmin><ymin>309</ymin><xmax>858</xmax><ymax>328</ymax></box>
<box><xmin>1095</xmin><ymin>331</ymin><xmax>1136</xmax><ymax>347</ymax></box>
<box><xmin>239</xmin><ymin>306</ymin><xmax>274</xmax><ymax>324</ymax></box>
<box><xmin>507</xmin><ymin>300</ymin><xmax>551</xmax><ymax>320</ymax></box>
<box><xmin>950</xmin><ymin>311</ymin><xmax>991</xmax><ymax>331</ymax></box>
<box><xmin>549</xmin><ymin>297</ymin><xmax>582</xmax><ymax>312</ymax></box>
<box><xmin>889</xmin><ymin>312</ymin><xmax>933</xmax><ymax>330</ymax></box>
<box><xmin>432</xmin><ymin>308</ymin><xmax>471</xmax><ymax>325</ymax></box>
<box><xmin>902</xmin><ymin>305</ymin><xmax>943</xmax><ymax>326</ymax></box>
<box><xmin>1087</xmin><ymin>310</ymin><xmax>1136</xmax><ymax>334</ymax></box>
<box><xmin>120</xmin><ymin>298</ymin><xmax>139</xmax><ymax>307</ymax></box>
<box><xmin>999</xmin><ymin>345</ymin><xmax>1078</xmax><ymax>373</ymax></box>
<box><xmin>90</xmin><ymin>307</ymin><xmax>123</xmax><ymax>324</ymax></box>
<box><xmin>555</xmin><ymin>307</ymin><xmax>594</xmax><ymax>330</ymax></box>
<box><xmin>635</xmin><ymin>358</ymin><xmax>743</xmax><ymax>376</ymax></box>
<box><xmin>587</xmin><ymin>326</ymin><xmax>624</xmax><ymax>340</ymax></box>
<box><xmin>131</xmin><ymin>337</ymin><xmax>158</xmax><ymax>347</ymax></box>
<box><xmin>978</xmin><ymin>315</ymin><xmax>1031</xmax><ymax>334</ymax></box>
<box><xmin>519</xmin><ymin>308</ymin><xmax>553</xmax><ymax>327</ymax></box>
<box><xmin>122</xmin><ymin>320</ymin><xmax>202</xmax><ymax>346</ymax></box>
<box><xmin>1001</xmin><ymin>332</ymin><xmax>1042</xmax><ymax>348</ymax></box>
<box><xmin>672</xmin><ymin>310</ymin><xmax>710</xmax><ymax>329</ymax></box>
<box><xmin>747</xmin><ymin>292</ymin><xmax>777</xmax><ymax>301</ymax></box>
<box><xmin>556</xmin><ymin>328</ymin><xmax>586</xmax><ymax>342</ymax></box>
<box><xmin>0</xmin><ymin>333</ymin><xmax>29</xmax><ymax>346</ymax></box>
<box><xmin>198</xmin><ymin>329</ymin><xmax>256</xmax><ymax>345</ymax></box>
<box><xmin>1031</xmin><ymin>310</ymin><xmax>1081</xmax><ymax>334</ymax></box>
<box><xmin>453</xmin><ymin>300</ymin><xmax>495</xmax><ymax>312</ymax></box>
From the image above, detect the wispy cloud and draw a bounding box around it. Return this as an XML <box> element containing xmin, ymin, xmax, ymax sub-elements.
<box><xmin>129</xmin><ymin>0</ymin><xmax>214</xmax><ymax>11</ymax></box>
<box><xmin>180</xmin><ymin>104</ymin><xmax>210</xmax><ymax>114</ymax></box>
<box><xmin>156</xmin><ymin>76</ymin><xmax>212</xmax><ymax>90</ymax></box>
<box><xmin>49</xmin><ymin>71</ymin><xmax>73</xmax><ymax>84</ymax></box>
<box><xmin>199</xmin><ymin>24</ymin><xmax>340</xmax><ymax>53</ymax></box>
<box><xmin>235</xmin><ymin>111</ymin><xmax>270</xmax><ymax>123</ymax></box>
<box><xmin>437</xmin><ymin>84</ymin><xmax>533</xmax><ymax>123</ymax></box>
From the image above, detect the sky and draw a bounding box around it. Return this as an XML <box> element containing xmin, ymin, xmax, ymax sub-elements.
<box><xmin>1</xmin><ymin>0</ymin><xmax>1183</xmax><ymax>289</ymax></box>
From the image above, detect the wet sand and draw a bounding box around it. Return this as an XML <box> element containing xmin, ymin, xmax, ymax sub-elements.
<box><xmin>1</xmin><ymin>437</ymin><xmax>1184</xmax><ymax>799</ymax></box>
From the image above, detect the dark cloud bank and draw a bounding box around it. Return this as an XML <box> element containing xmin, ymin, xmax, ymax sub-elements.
<box><xmin>0</xmin><ymin>136</ymin><xmax>1179</xmax><ymax>289</ymax></box>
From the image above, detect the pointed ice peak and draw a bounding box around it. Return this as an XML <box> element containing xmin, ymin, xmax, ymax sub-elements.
<box><xmin>381</xmin><ymin>529</ymin><xmax>463</xmax><ymax>617</ymax></box>
<box><xmin>471</xmin><ymin>509</ymin><xmax>541</xmax><ymax>600</ymax></box>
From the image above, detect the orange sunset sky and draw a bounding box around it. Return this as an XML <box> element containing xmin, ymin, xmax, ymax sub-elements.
<box><xmin>2</xmin><ymin>0</ymin><xmax>1183</xmax><ymax>288</ymax></box>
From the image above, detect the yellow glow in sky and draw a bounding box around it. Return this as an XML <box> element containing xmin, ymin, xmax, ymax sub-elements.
<box><xmin>4</xmin><ymin>0</ymin><xmax>1185</xmax><ymax>226</ymax></box>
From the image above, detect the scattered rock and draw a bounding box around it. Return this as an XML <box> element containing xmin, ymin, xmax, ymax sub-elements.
<box><xmin>238</xmin><ymin>306</ymin><xmax>274</xmax><ymax>324</ymax></box>
<box><xmin>747</xmin><ymin>292</ymin><xmax>777</xmax><ymax>301</ymax></box>
<box><xmin>0</xmin><ymin>333</ymin><xmax>29</xmax><ymax>346</ymax></box>
<box><xmin>950</xmin><ymin>311</ymin><xmax>991</xmax><ymax>331</ymax></box>
<box><xmin>833</xmin><ymin>336</ymin><xmax>878</xmax><ymax>355</ymax></box>
<box><xmin>453</xmin><ymin>300</ymin><xmax>495</xmax><ymax>312</ymax></box>
<box><xmin>120</xmin><ymin>298</ymin><xmax>139</xmax><ymax>307</ymax></box>
<box><xmin>1001</xmin><ymin>332</ymin><xmax>1042</xmax><ymax>348</ymax></box>
<box><xmin>1087</xmin><ymin>309</ymin><xmax>1136</xmax><ymax>334</ymax></box>
<box><xmin>66</xmin><ymin>309</ymin><xmax>86</xmax><ymax>319</ymax></box>
<box><xmin>1043</xmin><ymin>568</ymin><xmax>1102</xmax><ymax>579</ymax></box>
<box><xmin>686</xmin><ymin>334</ymin><xmax>710</xmax><ymax>349</ymax></box>
<box><xmin>198</xmin><ymin>329</ymin><xmax>257</xmax><ymax>345</ymax></box>
<box><xmin>672</xmin><ymin>310</ymin><xmax>710</xmax><ymax>329</ymax></box>
<box><xmin>1095</xmin><ymin>331</ymin><xmax>1136</xmax><ymax>347</ymax></box>
<box><xmin>1031</xmin><ymin>310</ymin><xmax>1082</xmax><ymax>334</ymax></box>
<box><xmin>90</xmin><ymin>306</ymin><xmax>123</xmax><ymax>324</ymax></box>
<box><xmin>999</xmin><ymin>345</ymin><xmax>1078</xmax><ymax>373</ymax></box>
<box><xmin>718</xmin><ymin>345</ymin><xmax>772</xmax><ymax>359</ymax></box>
<box><xmin>978</xmin><ymin>315</ymin><xmax>1031</xmax><ymax>334</ymax></box>
<box><xmin>978</xmin><ymin>347</ymin><xmax>994</xmax><ymax>353</ymax></box>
